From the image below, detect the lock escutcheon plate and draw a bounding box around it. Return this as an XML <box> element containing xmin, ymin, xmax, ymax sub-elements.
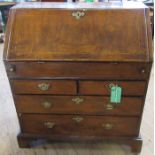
<box><xmin>72</xmin><ymin>11</ymin><xmax>85</xmax><ymax>20</ymax></box>
<box><xmin>44</xmin><ymin>122</ymin><xmax>55</xmax><ymax>129</ymax></box>
<box><xmin>41</xmin><ymin>101</ymin><xmax>52</xmax><ymax>109</ymax></box>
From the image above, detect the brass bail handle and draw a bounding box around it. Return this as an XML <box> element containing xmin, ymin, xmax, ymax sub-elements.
<box><xmin>106</xmin><ymin>104</ymin><xmax>114</xmax><ymax>110</ymax></box>
<box><xmin>102</xmin><ymin>123</ymin><xmax>113</xmax><ymax>130</ymax></box>
<box><xmin>72</xmin><ymin>97</ymin><xmax>84</xmax><ymax>105</ymax></box>
<box><xmin>72</xmin><ymin>116</ymin><xmax>84</xmax><ymax>123</ymax></box>
<box><xmin>38</xmin><ymin>83</ymin><xmax>50</xmax><ymax>91</ymax></box>
<box><xmin>72</xmin><ymin>11</ymin><xmax>85</xmax><ymax>20</ymax></box>
<box><xmin>109</xmin><ymin>83</ymin><xmax>116</xmax><ymax>89</ymax></box>
<box><xmin>44</xmin><ymin>122</ymin><xmax>55</xmax><ymax>129</ymax></box>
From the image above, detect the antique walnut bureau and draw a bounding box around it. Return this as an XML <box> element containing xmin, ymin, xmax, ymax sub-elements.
<box><xmin>3</xmin><ymin>2</ymin><xmax>152</xmax><ymax>153</ymax></box>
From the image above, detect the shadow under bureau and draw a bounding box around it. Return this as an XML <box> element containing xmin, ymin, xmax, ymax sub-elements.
<box><xmin>3</xmin><ymin>2</ymin><xmax>153</xmax><ymax>153</ymax></box>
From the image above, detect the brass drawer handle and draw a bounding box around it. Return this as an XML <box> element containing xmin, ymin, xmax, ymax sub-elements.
<box><xmin>44</xmin><ymin>122</ymin><xmax>55</xmax><ymax>129</ymax></box>
<box><xmin>72</xmin><ymin>116</ymin><xmax>84</xmax><ymax>123</ymax></box>
<box><xmin>72</xmin><ymin>97</ymin><xmax>84</xmax><ymax>105</ymax></box>
<box><xmin>72</xmin><ymin>11</ymin><xmax>85</xmax><ymax>20</ymax></box>
<box><xmin>41</xmin><ymin>101</ymin><xmax>52</xmax><ymax>109</ymax></box>
<box><xmin>102</xmin><ymin>123</ymin><xmax>113</xmax><ymax>130</ymax></box>
<box><xmin>38</xmin><ymin>83</ymin><xmax>50</xmax><ymax>91</ymax></box>
<box><xmin>106</xmin><ymin>104</ymin><xmax>114</xmax><ymax>110</ymax></box>
<box><xmin>108</xmin><ymin>83</ymin><xmax>116</xmax><ymax>89</ymax></box>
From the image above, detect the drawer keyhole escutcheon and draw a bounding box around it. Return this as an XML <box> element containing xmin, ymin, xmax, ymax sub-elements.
<box><xmin>72</xmin><ymin>11</ymin><xmax>85</xmax><ymax>20</ymax></box>
<box><xmin>44</xmin><ymin>122</ymin><xmax>55</xmax><ymax>129</ymax></box>
<box><xmin>72</xmin><ymin>97</ymin><xmax>84</xmax><ymax>104</ymax></box>
<box><xmin>102</xmin><ymin>123</ymin><xmax>113</xmax><ymax>130</ymax></box>
<box><xmin>72</xmin><ymin>116</ymin><xmax>84</xmax><ymax>123</ymax></box>
<box><xmin>41</xmin><ymin>101</ymin><xmax>52</xmax><ymax>109</ymax></box>
<box><xmin>106</xmin><ymin>104</ymin><xmax>114</xmax><ymax>110</ymax></box>
<box><xmin>38</xmin><ymin>83</ymin><xmax>50</xmax><ymax>91</ymax></box>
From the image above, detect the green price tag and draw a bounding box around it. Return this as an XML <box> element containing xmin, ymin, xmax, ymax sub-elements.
<box><xmin>85</xmin><ymin>0</ymin><xmax>94</xmax><ymax>2</ymax></box>
<box><xmin>110</xmin><ymin>85</ymin><xmax>122</xmax><ymax>104</ymax></box>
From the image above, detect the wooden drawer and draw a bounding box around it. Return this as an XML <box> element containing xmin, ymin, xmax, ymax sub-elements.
<box><xmin>79</xmin><ymin>81</ymin><xmax>146</xmax><ymax>96</ymax></box>
<box><xmin>21</xmin><ymin>114</ymin><xmax>139</xmax><ymax>137</ymax></box>
<box><xmin>6</xmin><ymin>62</ymin><xmax>151</xmax><ymax>80</ymax></box>
<box><xmin>15</xmin><ymin>95</ymin><xmax>143</xmax><ymax>116</ymax></box>
<box><xmin>11</xmin><ymin>80</ymin><xmax>76</xmax><ymax>95</ymax></box>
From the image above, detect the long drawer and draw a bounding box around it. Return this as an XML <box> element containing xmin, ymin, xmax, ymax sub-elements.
<box><xmin>6</xmin><ymin>62</ymin><xmax>151</xmax><ymax>80</ymax></box>
<box><xmin>21</xmin><ymin>114</ymin><xmax>139</xmax><ymax>137</ymax></box>
<box><xmin>11</xmin><ymin>80</ymin><xmax>76</xmax><ymax>95</ymax></box>
<box><xmin>79</xmin><ymin>81</ymin><xmax>146</xmax><ymax>96</ymax></box>
<box><xmin>15</xmin><ymin>95</ymin><xmax>143</xmax><ymax>116</ymax></box>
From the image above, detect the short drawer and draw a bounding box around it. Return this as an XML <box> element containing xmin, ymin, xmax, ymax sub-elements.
<box><xmin>21</xmin><ymin>114</ymin><xmax>139</xmax><ymax>137</ymax></box>
<box><xmin>11</xmin><ymin>80</ymin><xmax>76</xmax><ymax>95</ymax></box>
<box><xmin>79</xmin><ymin>81</ymin><xmax>146</xmax><ymax>96</ymax></box>
<box><xmin>6</xmin><ymin>62</ymin><xmax>151</xmax><ymax>80</ymax></box>
<box><xmin>15</xmin><ymin>95</ymin><xmax>143</xmax><ymax>116</ymax></box>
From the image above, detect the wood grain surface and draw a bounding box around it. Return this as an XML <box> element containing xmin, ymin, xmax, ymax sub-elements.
<box><xmin>5</xmin><ymin>62</ymin><xmax>151</xmax><ymax>80</ymax></box>
<box><xmin>79</xmin><ymin>81</ymin><xmax>146</xmax><ymax>96</ymax></box>
<box><xmin>4</xmin><ymin>2</ymin><xmax>152</xmax><ymax>62</ymax></box>
<box><xmin>11</xmin><ymin>80</ymin><xmax>77</xmax><ymax>94</ymax></box>
<box><xmin>14</xmin><ymin>95</ymin><xmax>143</xmax><ymax>116</ymax></box>
<box><xmin>0</xmin><ymin>2</ymin><xmax>153</xmax><ymax>154</ymax></box>
<box><xmin>0</xmin><ymin>43</ymin><xmax>154</xmax><ymax>155</ymax></box>
<box><xmin>20</xmin><ymin>114</ymin><xmax>139</xmax><ymax>136</ymax></box>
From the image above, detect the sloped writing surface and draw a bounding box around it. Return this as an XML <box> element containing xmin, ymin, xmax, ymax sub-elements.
<box><xmin>5</xmin><ymin>4</ymin><xmax>151</xmax><ymax>61</ymax></box>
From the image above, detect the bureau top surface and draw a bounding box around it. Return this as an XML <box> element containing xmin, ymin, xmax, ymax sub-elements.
<box><xmin>12</xmin><ymin>2</ymin><xmax>147</xmax><ymax>9</ymax></box>
<box><xmin>3</xmin><ymin>2</ymin><xmax>152</xmax><ymax>62</ymax></box>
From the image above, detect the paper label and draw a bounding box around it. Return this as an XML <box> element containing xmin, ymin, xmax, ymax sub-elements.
<box><xmin>110</xmin><ymin>86</ymin><xmax>122</xmax><ymax>104</ymax></box>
